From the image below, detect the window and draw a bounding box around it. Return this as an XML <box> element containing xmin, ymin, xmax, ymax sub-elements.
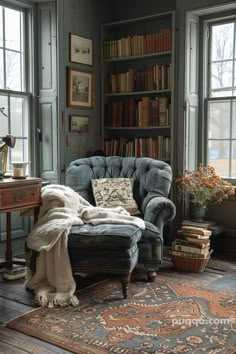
<box><xmin>0</xmin><ymin>4</ymin><xmax>30</xmax><ymax>171</ymax></box>
<box><xmin>206</xmin><ymin>19</ymin><xmax>236</xmax><ymax>180</ymax></box>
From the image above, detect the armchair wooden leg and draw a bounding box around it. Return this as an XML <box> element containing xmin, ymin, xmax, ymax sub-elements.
<box><xmin>146</xmin><ymin>268</ymin><xmax>158</xmax><ymax>282</ymax></box>
<box><xmin>121</xmin><ymin>273</ymin><xmax>131</xmax><ymax>299</ymax></box>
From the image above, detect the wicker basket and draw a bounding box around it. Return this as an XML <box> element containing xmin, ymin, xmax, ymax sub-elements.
<box><xmin>171</xmin><ymin>254</ymin><xmax>210</xmax><ymax>272</ymax></box>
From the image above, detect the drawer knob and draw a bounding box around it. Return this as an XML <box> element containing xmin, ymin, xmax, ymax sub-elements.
<box><xmin>14</xmin><ymin>192</ymin><xmax>24</xmax><ymax>202</ymax></box>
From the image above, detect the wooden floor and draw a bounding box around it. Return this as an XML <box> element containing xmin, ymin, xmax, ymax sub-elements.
<box><xmin>0</xmin><ymin>257</ymin><xmax>236</xmax><ymax>353</ymax></box>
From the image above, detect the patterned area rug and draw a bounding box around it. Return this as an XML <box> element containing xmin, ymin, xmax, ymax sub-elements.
<box><xmin>6</xmin><ymin>275</ymin><xmax>236</xmax><ymax>354</ymax></box>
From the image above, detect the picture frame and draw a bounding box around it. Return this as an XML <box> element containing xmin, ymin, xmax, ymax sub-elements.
<box><xmin>69</xmin><ymin>115</ymin><xmax>89</xmax><ymax>133</ymax></box>
<box><xmin>67</xmin><ymin>68</ymin><xmax>94</xmax><ymax>108</ymax></box>
<box><xmin>69</xmin><ymin>33</ymin><xmax>93</xmax><ymax>66</ymax></box>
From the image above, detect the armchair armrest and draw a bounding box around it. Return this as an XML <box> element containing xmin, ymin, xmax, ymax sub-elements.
<box><xmin>143</xmin><ymin>196</ymin><xmax>176</xmax><ymax>232</ymax></box>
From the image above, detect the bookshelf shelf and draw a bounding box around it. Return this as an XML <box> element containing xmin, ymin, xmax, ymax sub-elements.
<box><xmin>103</xmin><ymin>11</ymin><xmax>172</xmax><ymax>27</ymax></box>
<box><xmin>105</xmin><ymin>89</ymin><xmax>171</xmax><ymax>97</ymax></box>
<box><xmin>104</xmin><ymin>51</ymin><xmax>171</xmax><ymax>63</ymax></box>
<box><xmin>101</xmin><ymin>11</ymin><xmax>175</xmax><ymax>161</ymax></box>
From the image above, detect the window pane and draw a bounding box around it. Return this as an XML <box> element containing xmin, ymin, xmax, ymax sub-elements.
<box><xmin>10</xmin><ymin>96</ymin><xmax>28</xmax><ymax>137</ymax></box>
<box><xmin>234</xmin><ymin>60</ymin><xmax>236</xmax><ymax>94</ymax></box>
<box><xmin>211</xmin><ymin>23</ymin><xmax>234</xmax><ymax>61</ymax></box>
<box><xmin>211</xmin><ymin>61</ymin><xmax>233</xmax><ymax>93</ymax></box>
<box><xmin>211</xmin><ymin>90</ymin><xmax>233</xmax><ymax>98</ymax></box>
<box><xmin>0</xmin><ymin>49</ymin><xmax>3</xmax><ymax>88</ymax></box>
<box><xmin>0</xmin><ymin>6</ymin><xmax>3</xmax><ymax>47</ymax></box>
<box><xmin>0</xmin><ymin>94</ymin><xmax>9</xmax><ymax>136</ymax></box>
<box><xmin>10</xmin><ymin>138</ymin><xmax>23</xmax><ymax>163</ymax></box>
<box><xmin>23</xmin><ymin>138</ymin><xmax>29</xmax><ymax>167</ymax></box>
<box><xmin>10</xmin><ymin>96</ymin><xmax>23</xmax><ymax>137</ymax></box>
<box><xmin>208</xmin><ymin>140</ymin><xmax>230</xmax><ymax>177</ymax></box>
<box><xmin>232</xmin><ymin>141</ymin><xmax>236</xmax><ymax>178</ymax></box>
<box><xmin>232</xmin><ymin>101</ymin><xmax>236</xmax><ymax>139</ymax></box>
<box><xmin>6</xmin><ymin>50</ymin><xmax>21</xmax><ymax>90</ymax></box>
<box><xmin>209</xmin><ymin>101</ymin><xmax>230</xmax><ymax>138</ymax></box>
<box><xmin>5</xmin><ymin>7</ymin><xmax>21</xmax><ymax>51</ymax></box>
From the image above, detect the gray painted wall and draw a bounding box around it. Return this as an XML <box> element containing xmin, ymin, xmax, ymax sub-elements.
<box><xmin>57</xmin><ymin>0</ymin><xmax>111</xmax><ymax>183</ymax></box>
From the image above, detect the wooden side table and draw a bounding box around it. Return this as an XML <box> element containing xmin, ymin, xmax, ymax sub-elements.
<box><xmin>208</xmin><ymin>224</ymin><xmax>225</xmax><ymax>256</ymax></box>
<box><xmin>0</xmin><ymin>177</ymin><xmax>42</xmax><ymax>271</ymax></box>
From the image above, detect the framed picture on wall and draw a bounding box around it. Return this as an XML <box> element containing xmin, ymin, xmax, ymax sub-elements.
<box><xmin>69</xmin><ymin>33</ymin><xmax>93</xmax><ymax>65</ymax></box>
<box><xmin>67</xmin><ymin>68</ymin><xmax>94</xmax><ymax>108</ymax></box>
<box><xmin>69</xmin><ymin>115</ymin><xmax>89</xmax><ymax>133</ymax></box>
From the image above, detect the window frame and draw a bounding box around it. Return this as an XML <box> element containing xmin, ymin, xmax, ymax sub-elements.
<box><xmin>0</xmin><ymin>0</ymin><xmax>34</xmax><ymax>172</ymax></box>
<box><xmin>202</xmin><ymin>14</ymin><xmax>236</xmax><ymax>185</ymax></box>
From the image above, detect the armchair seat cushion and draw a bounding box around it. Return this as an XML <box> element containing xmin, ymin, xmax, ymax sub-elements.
<box><xmin>68</xmin><ymin>224</ymin><xmax>142</xmax><ymax>250</ymax></box>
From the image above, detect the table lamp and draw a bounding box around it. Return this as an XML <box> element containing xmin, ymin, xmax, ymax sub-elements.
<box><xmin>0</xmin><ymin>135</ymin><xmax>16</xmax><ymax>179</ymax></box>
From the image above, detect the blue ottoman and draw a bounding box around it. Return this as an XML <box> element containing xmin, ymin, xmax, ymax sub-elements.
<box><xmin>68</xmin><ymin>223</ymin><xmax>142</xmax><ymax>298</ymax></box>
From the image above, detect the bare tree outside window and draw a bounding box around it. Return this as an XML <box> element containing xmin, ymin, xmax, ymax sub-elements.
<box><xmin>211</xmin><ymin>23</ymin><xmax>234</xmax><ymax>96</ymax></box>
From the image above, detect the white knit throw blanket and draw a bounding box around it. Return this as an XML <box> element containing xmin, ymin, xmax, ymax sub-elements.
<box><xmin>26</xmin><ymin>184</ymin><xmax>145</xmax><ymax>307</ymax></box>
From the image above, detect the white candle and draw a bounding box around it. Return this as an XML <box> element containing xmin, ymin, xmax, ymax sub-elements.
<box><xmin>13</xmin><ymin>167</ymin><xmax>24</xmax><ymax>177</ymax></box>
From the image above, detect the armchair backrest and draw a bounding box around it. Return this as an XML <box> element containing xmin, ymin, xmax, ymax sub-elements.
<box><xmin>66</xmin><ymin>156</ymin><xmax>173</xmax><ymax>211</ymax></box>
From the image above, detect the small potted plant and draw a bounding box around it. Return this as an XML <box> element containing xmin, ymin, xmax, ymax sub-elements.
<box><xmin>175</xmin><ymin>164</ymin><xmax>234</xmax><ymax>221</ymax></box>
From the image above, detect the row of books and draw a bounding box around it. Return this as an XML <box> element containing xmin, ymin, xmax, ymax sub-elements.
<box><xmin>105</xmin><ymin>97</ymin><xmax>170</xmax><ymax>128</ymax></box>
<box><xmin>172</xmin><ymin>225</ymin><xmax>212</xmax><ymax>260</ymax></box>
<box><xmin>103</xmin><ymin>29</ymin><xmax>172</xmax><ymax>60</ymax></box>
<box><xmin>105</xmin><ymin>65</ymin><xmax>171</xmax><ymax>93</ymax></box>
<box><xmin>104</xmin><ymin>137</ymin><xmax>171</xmax><ymax>159</ymax></box>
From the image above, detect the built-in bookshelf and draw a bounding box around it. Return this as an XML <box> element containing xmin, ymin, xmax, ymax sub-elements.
<box><xmin>101</xmin><ymin>12</ymin><xmax>175</xmax><ymax>162</ymax></box>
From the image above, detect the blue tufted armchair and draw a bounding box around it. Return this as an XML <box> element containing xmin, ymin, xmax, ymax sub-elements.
<box><xmin>66</xmin><ymin>156</ymin><xmax>176</xmax><ymax>282</ymax></box>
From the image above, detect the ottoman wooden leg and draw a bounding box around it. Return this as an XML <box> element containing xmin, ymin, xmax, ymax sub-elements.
<box><xmin>121</xmin><ymin>273</ymin><xmax>131</xmax><ymax>299</ymax></box>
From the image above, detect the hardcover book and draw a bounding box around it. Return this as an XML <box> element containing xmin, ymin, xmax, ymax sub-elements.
<box><xmin>172</xmin><ymin>241</ymin><xmax>210</xmax><ymax>255</ymax></box>
<box><xmin>177</xmin><ymin>230</ymin><xmax>210</xmax><ymax>240</ymax></box>
<box><xmin>181</xmin><ymin>226</ymin><xmax>212</xmax><ymax>236</ymax></box>
<box><xmin>175</xmin><ymin>239</ymin><xmax>210</xmax><ymax>249</ymax></box>
<box><xmin>182</xmin><ymin>219</ymin><xmax>217</xmax><ymax>228</ymax></box>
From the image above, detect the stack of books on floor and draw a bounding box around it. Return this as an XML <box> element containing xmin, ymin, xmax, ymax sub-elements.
<box><xmin>171</xmin><ymin>225</ymin><xmax>213</xmax><ymax>272</ymax></box>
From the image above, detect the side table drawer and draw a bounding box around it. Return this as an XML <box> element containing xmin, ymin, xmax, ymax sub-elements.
<box><xmin>0</xmin><ymin>185</ymin><xmax>41</xmax><ymax>210</ymax></box>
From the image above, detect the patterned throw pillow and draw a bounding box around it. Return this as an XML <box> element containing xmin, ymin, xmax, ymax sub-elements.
<box><xmin>91</xmin><ymin>178</ymin><xmax>140</xmax><ymax>215</ymax></box>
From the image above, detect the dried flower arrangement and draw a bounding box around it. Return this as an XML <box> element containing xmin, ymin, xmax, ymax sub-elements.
<box><xmin>175</xmin><ymin>164</ymin><xmax>235</xmax><ymax>207</ymax></box>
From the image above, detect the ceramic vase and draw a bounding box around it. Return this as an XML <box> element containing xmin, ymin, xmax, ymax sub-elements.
<box><xmin>190</xmin><ymin>204</ymin><xmax>208</xmax><ymax>222</ymax></box>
